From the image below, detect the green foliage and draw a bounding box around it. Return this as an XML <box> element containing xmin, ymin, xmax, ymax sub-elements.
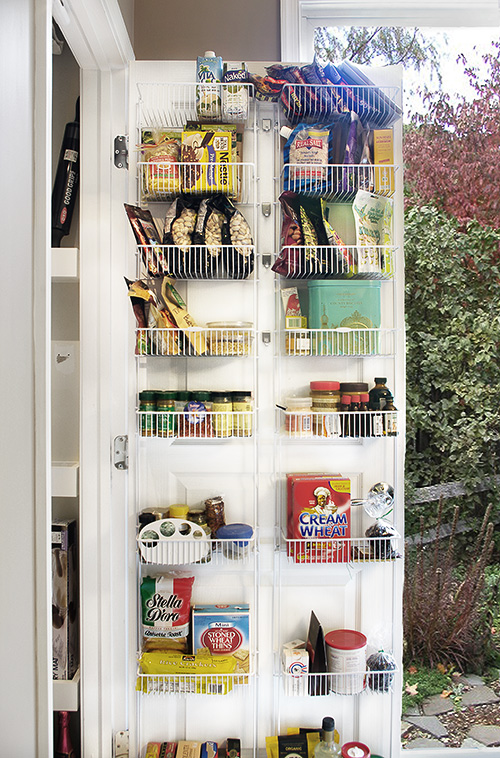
<box><xmin>314</xmin><ymin>26</ymin><xmax>441</xmax><ymax>78</ymax></box>
<box><xmin>402</xmin><ymin>665</ymin><xmax>453</xmax><ymax>713</ymax></box>
<box><xmin>404</xmin><ymin>205</ymin><xmax>500</xmax><ymax>539</ymax></box>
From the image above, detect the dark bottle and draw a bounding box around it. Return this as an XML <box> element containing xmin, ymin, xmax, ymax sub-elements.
<box><xmin>340</xmin><ymin>394</ymin><xmax>351</xmax><ymax>438</ymax></box>
<box><xmin>350</xmin><ymin>394</ymin><xmax>360</xmax><ymax>438</ymax></box>
<box><xmin>359</xmin><ymin>392</ymin><xmax>370</xmax><ymax>438</ymax></box>
<box><xmin>55</xmin><ymin>711</ymin><xmax>75</xmax><ymax>758</ymax></box>
<box><xmin>369</xmin><ymin>377</ymin><xmax>392</xmax><ymax>410</ymax></box>
<box><xmin>384</xmin><ymin>396</ymin><xmax>398</xmax><ymax>436</ymax></box>
<box><xmin>51</xmin><ymin>99</ymin><xmax>80</xmax><ymax>247</ymax></box>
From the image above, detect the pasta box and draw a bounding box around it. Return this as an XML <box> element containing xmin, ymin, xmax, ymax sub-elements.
<box><xmin>191</xmin><ymin>604</ymin><xmax>250</xmax><ymax>674</ymax></box>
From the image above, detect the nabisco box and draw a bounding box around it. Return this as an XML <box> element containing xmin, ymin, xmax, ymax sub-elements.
<box><xmin>191</xmin><ymin>604</ymin><xmax>250</xmax><ymax>674</ymax></box>
<box><xmin>286</xmin><ymin>474</ymin><xmax>351</xmax><ymax>563</ymax></box>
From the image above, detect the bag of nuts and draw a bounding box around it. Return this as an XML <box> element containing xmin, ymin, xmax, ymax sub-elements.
<box><xmin>221</xmin><ymin>197</ymin><xmax>254</xmax><ymax>279</ymax></box>
<box><xmin>193</xmin><ymin>196</ymin><xmax>227</xmax><ymax>278</ymax></box>
<box><xmin>162</xmin><ymin>196</ymin><xmax>200</xmax><ymax>278</ymax></box>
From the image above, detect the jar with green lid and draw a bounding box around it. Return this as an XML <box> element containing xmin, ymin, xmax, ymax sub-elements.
<box><xmin>212</xmin><ymin>392</ymin><xmax>232</xmax><ymax>437</ymax></box>
<box><xmin>139</xmin><ymin>390</ymin><xmax>156</xmax><ymax>437</ymax></box>
<box><xmin>155</xmin><ymin>391</ymin><xmax>176</xmax><ymax>438</ymax></box>
<box><xmin>231</xmin><ymin>391</ymin><xmax>253</xmax><ymax>437</ymax></box>
<box><xmin>310</xmin><ymin>381</ymin><xmax>341</xmax><ymax>438</ymax></box>
<box><xmin>175</xmin><ymin>391</ymin><xmax>191</xmax><ymax>436</ymax></box>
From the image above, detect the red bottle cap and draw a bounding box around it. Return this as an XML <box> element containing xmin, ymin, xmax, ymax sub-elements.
<box><xmin>310</xmin><ymin>381</ymin><xmax>340</xmax><ymax>391</ymax></box>
<box><xmin>351</xmin><ymin>395</ymin><xmax>360</xmax><ymax>403</ymax></box>
<box><xmin>341</xmin><ymin>395</ymin><xmax>351</xmax><ymax>405</ymax></box>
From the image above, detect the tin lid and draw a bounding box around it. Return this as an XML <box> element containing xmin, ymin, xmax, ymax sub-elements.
<box><xmin>325</xmin><ymin>629</ymin><xmax>367</xmax><ymax>650</ymax></box>
<box><xmin>168</xmin><ymin>505</ymin><xmax>189</xmax><ymax>518</ymax></box>
<box><xmin>194</xmin><ymin>391</ymin><xmax>211</xmax><ymax>402</ymax></box>
<box><xmin>139</xmin><ymin>390</ymin><xmax>156</xmax><ymax>401</ymax></box>
<box><xmin>286</xmin><ymin>397</ymin><xmax>312</xmax><ymax>409</ymax></box>
<box><xmin>340</xmin><ymin>383</ymin><xmax>369</xmax><ymax>393</ymax></box>
<box><xmin>310</xmin><ymin>381</ymin><xmax>340</xmax><ymax>392</ymax></box>
<box><xmin>176</xmin><ymin>391</ymin><xmax>191</xmax><ymax>401</ymax></box>
<box><xmin>360</xmin><ymin>393</ymin><xmax>370</xmax><ymax>402</ymax></box>
<box><xmin>215</xmin><ymin>523</ymin><xmax>253</xmax><ymax>541</ymax></box>
<box><xmin>351</xmin><ymin>395</ymin><xmax>360</xmax><ymax>403</ymax></box>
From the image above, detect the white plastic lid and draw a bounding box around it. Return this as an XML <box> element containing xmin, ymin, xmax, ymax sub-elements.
<box><xmin>286</xmin><ymin>397</ymin><xmax>312</xmax><ymax>409</ymax></box>
<box><xmin>204</xmin><ymin>51</ymin><xmax>216</xmax><ymax>57</ymax></box>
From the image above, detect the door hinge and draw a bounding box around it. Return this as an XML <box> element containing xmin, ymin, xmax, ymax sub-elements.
<box><xmin>113</xmin><ymin>435</ymin><xmax>128</xmax><ymax>470</ymax></box>
<box><xmin>114</xmin><ymin>135</ymin><xmax>128</xmax><ymax>169</ymax></box>
<box><xmin>114</xmin><ymin>730</ymin><xmax>129</xmax><ymax>758</ymax></box>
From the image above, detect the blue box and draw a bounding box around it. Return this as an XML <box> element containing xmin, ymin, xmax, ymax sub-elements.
<box><xmin>191</xmin><ymin>604</ymin><xmax>250</xmax><ymax>674</ymax></box>
<box><xmin>308</xmin><ymin>280</ymin><xmax>381</xmax><ymax>355</ymax></box>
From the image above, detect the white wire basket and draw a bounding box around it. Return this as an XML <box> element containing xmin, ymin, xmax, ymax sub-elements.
<box><xmin>281</xmin><ymin>667</ymin><xmax>398</xmax><ymax>696</ymax></box>
<box><xmin>273</xmin><ymin>245</ymin><xmax>395</xmax><ymax>279</ymax></box>
<box><xmin>278</xmin><ymin>409</ymin><xmax>398</xmax><ymax>439</ymax></box>
<box><xmin>137</xmin><ymin>244</ymin><xmax>256</xmax><ymax>280</ymax></box>
<box><xmin>137</xmin><ymin>531</ymin><xmax>256</xmax><ymax>567</ymax></box>
<box><xmin>138</xmin><ymin>161</ymin><xmax>255</xmax><ymax>203</ymax></box>
<box><xmin>283</xmin><ymin>534</ymin><xmax>401</xmax><ymax>565</ymax></box>
<box><xmin>136</xmin><ymin>669</ymin><xmax>254</xmax><ymax>696</ymax></box>
<box><xmin>137</xmin><ymin>409</ymin><xmax>255</xmax><ymax>440</ymax></box>
<box><xmin>134</xmin><ymin>326</ymin><xmax>255</xmax><ymax>357</ymax></box>
<box><xmin>281</xmin><ymin>328</ymin><xmax>397</xmax><ymax>357</ymax></box>
<box><xmin>281</xmin><ymin>164</ymin><xmax>397</xmax><ymax>201</ymax></box>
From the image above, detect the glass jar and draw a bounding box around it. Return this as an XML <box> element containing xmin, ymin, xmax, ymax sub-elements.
<box><xmin>155</xmin><ymin>390</ymin><xmax>176</xmax><ymax>438</ymax></box>
<box><xmin>212</xmin><ymin>392</ymin><xmax>232</xmax><ymax>437</ymax></box>
<box><xmin>310</xmin><ymin>381</ymin><xmax>341</xmax><ymax>438</ymax></box>
<box><xmin>231</xmin><ymin>391</ymin><xmax>253</xmax><ymax>437</ymax></box>
<box><xmin>175</xmin><ymin>391</ymin><xmax>191</xmax><ymax>436</ymax></box>
<box><xmin>285</xmin><ymin>397</ymin><xmax>313</xmax><ymax>438</ymax></box>
<box><xmin>139</xmin><ymin>390</ymin><xmax>156</xmax><ymax>437</ymax></box>
<box><xmin>204</xmin><ymin>496</ymin><xmax>226</xmax><ymax>537</ymax></box>
<box><xmin>206</xmin><ymin>321</ymin><xmax>254</xmax><ymax>356</ymax></box>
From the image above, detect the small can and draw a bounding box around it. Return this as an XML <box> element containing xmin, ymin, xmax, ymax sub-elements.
<box><xmin>204</xmin><ymin>496</ymin><xmax>226</xmax><ymax>537</ymax></box>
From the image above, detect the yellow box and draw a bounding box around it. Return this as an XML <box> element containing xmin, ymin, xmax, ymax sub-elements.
<box><xmin>181</xmin><ymin>130</ymin><xmax>232</xmax><ymax>195</ymax></box>
<box><xmin>373</xmin><ymin>129</ymin><xmax>394</xmax><ymax>195</ymax></box>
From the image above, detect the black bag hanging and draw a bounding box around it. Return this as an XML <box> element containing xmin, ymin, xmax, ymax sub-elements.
<box><xmin>51</xmin><ymin>98</ymin><xmax>80</xmax><ymax>247</ymax></box>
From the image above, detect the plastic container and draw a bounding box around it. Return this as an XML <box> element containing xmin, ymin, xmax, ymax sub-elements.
<box><xmin>231</xmin><ymin>391</ymin><xmax>253</xmax><ymax>437</ymax></box>
<box><xmin>310</xmin><ymin>381</ymin><xmax>341</xmax><ymax>438</ymax></box>
<box><xmin>211</xmin><ymin>392</ymin><xmax>232</xmax><ymax>437</ymax></box>
<box><xmin>325</xmin><ymin>629</ymin><xmax>367</xmax><ymax>694</ymax></box>
<box><xmin>308</xmin><ymin>281</ymin><xmax>381</xmax><ymax>355</ymax></box>
<box><xmin>285</xmin><ymin>397</ymin><xmax>313</xmax><ymax>437</ymax></box>
<box><xmin>215</xmin><ymin>522</ymin><xmax>253</xmax><ymax>559</ymax></box>
<box><xmin>168</xmin><ymin>504</ymin><xmax>190</xmax><ymax>519</ymax></box>
<box><xmin>206</xmin><ymin>321</ymin><xmax>253</xmax><ymax>356</ymax></box>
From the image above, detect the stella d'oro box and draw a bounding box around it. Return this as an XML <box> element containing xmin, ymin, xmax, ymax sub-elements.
<box><xmin>191</xmin><ymin>603</ymin><xmax>250</xmax><ymax>675</ymax></box>
<box><xmin>286</xmin><ymin>474</ymin><xmax>351</xmax><ymax>563</ymax></box>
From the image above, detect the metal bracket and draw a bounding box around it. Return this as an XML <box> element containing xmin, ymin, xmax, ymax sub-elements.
<box><xmin>114</xmin><ymin>730</ymin><xmax>129</xmax><ymax>758</ymax></box>
<box><xmin>261</xmin><ymin>118</ymin><xmax>272</xmax><ymax>132</ymax></box>
<box><xmin>262</xmin><ymin>254</ymin><xmax>272</xmax><ymax>269</ymax></box>
<box><xmin>113</xmin><ymin>436</ymin><xmax>128</xmax><ymax>470</ymax></box>
<box><xmin>114</xmin><ymin>135</ymin><xmax>128</xmax><ymax>169</ymax></box>
<box><xmin>262</xmin><ymin>332</ymin><xmax>271</xmax><ymax>345</ymax></box>
<box><xmin>261</xmin><ymin>203</ymin><xmax>271</xmax><ymax>217</ymax></box>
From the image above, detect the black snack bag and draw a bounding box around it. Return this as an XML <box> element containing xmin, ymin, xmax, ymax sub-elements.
<box><xmin>366</xmin><ymin>650</ymin><xmax>397</xmax><ymax>692</ymax></box>
<box><xmin>365</xmin><ymin>519</ymin><xmax>399</xmax><ymax>560</ymax></box>
<box><xmin>219</xmin><ymin>196</ymin><xmax>254</xmax><ymax>279</ymax></box>
<box><xmin>272</xmin><ymin>191</ymin><xmax>304</xmax><ymax>277</ymax></box>
<box><xmin>306</xmin><ymin>610</ymin><xmax>328</xmax><ymax>696</ymax></box>
<box><xmin>162</xmin><ymin>196</ymin><xmax>199</xmax><ymax>278</ymax></box>
<box><xmin>192</xmin><ymin>196</ymin><xmax>227</xmax><ymax>278</ymax></box>
<box><xmin>124</xmin><ymin>204</ymin><xmax>164</xmax><ymax>278</ymax></box>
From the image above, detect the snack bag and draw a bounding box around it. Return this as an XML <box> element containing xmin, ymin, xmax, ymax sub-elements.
<box><xmin>140</xmin><ymin>574</ymin><xmax>194</xmax><ymax>650</ymax></box>
<box><xmin>161</xmin><ymin>276</ymin><xmax>208</xmax><ymax>355</ymax></box>
<box><xmin>272</xmin><ymin>192</ymin><xmax>304</xmax><ymax>277</ymax></box>
<box><xmin>283</xmin><ymin>123</ymin><xmax>331</xmax><ymax>193</ymax></box>
<box><xmin>124</xmin><ymin>204</ymin><xmax>164</xmax><ymax>277</ymax></box>
<box><xmin>193</xmin><ymin>196</ymin><xmax>227</xmax><ymax>277</ymax></box>
<box><xmin>140</xmin><ymin>128</ymin><xmax>181</xmax><ymax>198</ymax></box>
<box><xmin>125</xmin><ymin>278</ymin><xmax>181</xmax><ymax>356</ymax></box>
<box><xmin>352</xmin><ymin>190</ymin><xmax>390</xmax><ymax>274</ymax></box>
<box><xmin>219</xmin><ymin>196</ymin><xmax>254</xmax><ymax>279</ymax></box>
<box><xmin>163</xmin><ymin>196</ymin><xmax>199</xmax><ymax>277</ymax></box>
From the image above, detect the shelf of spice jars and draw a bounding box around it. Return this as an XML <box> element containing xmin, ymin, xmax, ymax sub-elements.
<box><xmin>134</xmin><ymin>326</ymin><xmax>255</xmax><ymax>357</ymax></box>
<box><xmin>137</xmin><ymin>530</ymin><xmax>256</xmax><ymax>568</ymax></box>
<box><xmin>280</xmin><ymin>164</ymin><xmax>398</xmax><ymax>203</ymax></box>
<box><xmin>136</xmin><ymin>665</ymin><xmax>255</xmax><ymax>697</ymax></box>
<box><xmin>136</xmin><ymin>81</ymin><xmax>255</xmax><ymax>129</ymax></box>
<box><xmin>279</xmin><ymin>667</ymin><xmax>398</xmax><ymax>698</ymax></box>
<box><xmin>279</xmin><ymin>328</ymin><xmax>397</xmax><ymax>357</ymax></box>
<box><xmin>281</xmin><ymin>533</ymin><xmax>401</xmax><ymax>567</ymax></box>
<box><xmin>276</xmin><ymin>408</ymin><xmax>398</xmax><ymax>439</ymax></box>
<box><xmin>273</xmin><ymin>245</ymin><xmax>396</xmax><ymax>280</ymax></box>
<box><xmin>137</xmin><ymin>409</ymin><xmax>256</xmax><ymax>441</ymax></box>
<box><xmin>136</xmin><ymin>245</ymin><xmax>257</xmax><ymax>280</ymax></box>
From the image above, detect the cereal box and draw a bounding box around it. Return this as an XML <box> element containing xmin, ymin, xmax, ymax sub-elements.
<box><xmin>181</xmin><ymin>130</ymin><xmax>232</xmax><ymax>195</ymax></box>
<box><xmin>286</xmin><ymin>474</ymin><xmax>351</xmax><ymax>563</ymax></box>
<box><xmin>191</xmin><ymin>604</ymin><xmax>250</xmax><ymax>674</ymax></box>
<box><xmin>52</xmin><ymin>519</ymin><xmax>78</xmax><ymax>680</ymax></box>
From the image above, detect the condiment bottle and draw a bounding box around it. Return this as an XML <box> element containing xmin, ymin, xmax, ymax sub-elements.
<box><xmin>369</xmin><ymin>377</ymin><xmax>392</xmax><ymax>410</ymax></box>
<box><xmin>139</xmin><ymin>390</ymin><xmax>156</xmax><ymax>437</ymax></box>
<box><xmin>350</xmin><ymin>394</ymin><xmax>360</xmax><ymax>438</ymax></box>
<box><xmin>211</xmin><ymin>392</ymin><xmax>232</xmax><ymax>437</ymax></box>
<box><xmin>359</xmin><ymin>393</ymin><xmax>370</xmax><ymax>438</ymax></box>
<box><xmin>285</xmin><ymin>397</ymin><xmax>313</xmax><ymax>438</ymax></box>
<box><xmin>371</xmin><ymin>399</ymin><xmax>384</xmax><ymax>437</ymax></box>
<box><xmin>340</xmin><ymin>394</ymin><xmax>351</xmax><ymax>437</ymax></box>
<box><xmin>175</xmin><ymin>391</ymin><xmax>191</xmax><ymax>436</ymax></box>
<box><xmin>314</xmin><ymin>716</ymin><xmax>341</xmax><ymax>758</ymax></box>
<box><xmin>310</xmin><ymin>381</ymin><xmax>341</xmax><ymax>437</ymax></box>
<box><xmin>384</xmin><ymin>396</ymin><xmax>398</xmax><ymax>436</ymax></box>
<box><xmin>231</xmin><ymin>391</ymin><xmax>253</xmax><ymax>437</ymax></box>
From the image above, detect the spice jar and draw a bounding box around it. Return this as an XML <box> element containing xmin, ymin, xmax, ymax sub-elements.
<box><xmin>285</xmin><ymin>397</ymin><xmax>313</xmax><ymax>438</ymax></box>
<box><xmin>204</xmin><ymin>496</ymin><xmax>226</xmax><ymax>537</ymax></box>
<box><xmin>216</xmin><ymin>523</ymin><xmax>253</xmax><ymax>559</ymax></box>
<box><xmin>231</xmin><ymin>391</ymin><xmax>253</xmax><ymax>437</ymax></box>
<box><xmin>155</xmin><ymin>391</ymin><xmax>176</xmax><ymax>438</ymax></box>
<box><xmin>206</xmin><ymin>321</ymin><xmax>254</xmax><ymax>356</ymax></box>
<box><xmin>212</xmin><ymin>392</ymin><xmax>232</xmax><ymax>437</ymax></box>
<box><xmin>139</xmin><ymin>390</ymin><xmax>156</xmax><ymax>437</ymax></box>
<box><xmin>310</xmin><ymin>381</ymin><xmax>341</xmax><ymax>438</ymax></box>
<box><xmin>175</xmin><ymin>391</ymin><xmax>191</xmax><ymax>436</ymax></box>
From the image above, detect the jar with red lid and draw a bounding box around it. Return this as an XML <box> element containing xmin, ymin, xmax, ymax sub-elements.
<box><xmin>310</xmin><ymin>381</ymin><xmax>341</xmax><ymax>437</ymax></box>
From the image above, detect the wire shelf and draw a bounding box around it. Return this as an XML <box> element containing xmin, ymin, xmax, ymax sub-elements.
<box><xmin>137</xmin><ymin>534</ymin><xmax>256</xmax><ymax>566</ymax></box>
<box><xmin>137</xmin><ymin>245</ymin><xmax>256</xmax><ymax>280</ymax></box>
<box><xmin>282</xmin><ymin>328</ymin><xmax>397</xmax><ymax>357</ymax></box>
<box><xmin>274</xmin><ymin>246</ymin><xmax>395</xmax><ymax>279</ymax></box>
<box><xmin>281</xmin><ymin>667</ymin><xmax>397</xmax><ymax>696</ymax></box>
<box><xmin>138</xmin><ymin>161</ymin><xmax>255</xmax><ymax>203</ymax></box>
<box><xmin>137</xmin><ymin>409</ymin><xmax>255</xmax><ymax>440</ymax></box>
<box><xmin>137</xmin><ymin>670</ymin><xmax>254</xmax><ymax>696</ymax></box>
<box><xmin>137</xmin><ymin>82</ymin><xmax>255</xmax><ymax>128</ymax></box>
<box><xmin>135</xmin><ymin>327</ymin><xmax>255</xmax><ymax>357</ymax></box>
<box><xmin>283</xmin><ymin>534</ymin><xmax>401</xmax><ymax>565</ymax></box>
<box><xmin>281</xmin><ymin>164</ymin><xmax>397</xmax><ymax>201</ymax></box>
<box><xmin>278</xmin><ymin>409</ymin><xmax>398</xmax><ymax>439</ymax></box>
<box><xmin>279</xmin><ymin>83</ymin><xmax>401</xmax><ymax>127</ymax></box>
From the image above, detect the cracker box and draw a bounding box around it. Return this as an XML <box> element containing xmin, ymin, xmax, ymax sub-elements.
<box><xmin>191</xmin><ymin>604</ymin><xmax>250</xmax><ymax>674</ymax></box>
<box><xmin>181</xmin><ymin>130</ymin><xmax>232</xmax><ymax>195</ymax></box>
<box><xmin>373</xmin><ymin>128</ymin><xmax>394</xmax><ymax>194</ymax></box>
<box><xmin>286</xmin><ymin>474</ymin><xmax>351</xmax><ymax>563</ymax></box>
<box><xmin>52</xmin><ymin>519</ymin><xmax>78</xmax><ymax>679</ymax></box>
<box><xmin>282</xmin><ymin>639</ymin><xmax>308</xmax><ymax>696</ymax></box>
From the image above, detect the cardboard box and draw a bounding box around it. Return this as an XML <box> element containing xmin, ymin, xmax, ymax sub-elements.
<box><xmin>52</xmin><ymin>519</ymin><xmax>78</xmax><ymax>680</ymax></box>
<box><xmin>181</xmin><ymin>130</ymin><xmax>232</xmax><ymax>195</ymax></box>
<box><xmin>373</xmin><ymin>129</ymin><xmax>394</xmax><ymax>194</ymax></box>
<box><xmin>282</xmin><ymin>639</ymin><xmax>308</xmax><ymax>696</ymax></box>
<box><xmin>286</xmin><ymin>474</ymin><xmax>351</xmax><ymax>563</ymax></box>
<box><xmin>192</xmin><ymin>604</ymin><xmax>250</xmax><ymax>674</ymax></box>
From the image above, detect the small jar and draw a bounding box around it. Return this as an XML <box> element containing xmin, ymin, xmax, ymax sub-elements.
<box><xmin>139</xmin><ymin>390</ymin><xmax>156</xmax><ymax>437</ymax></box>
<box><xmin>286</xmin><ymin>329</ymin><xmax>311</xmax><ymax>356</ymax></box>
<box><xmin>285</xmin><ymin>397</ymin><xmax>313</xmax><ymax>438</ymax></box>
<box><xmin>216</xmin><ymin>523</ymin><xmax>253</xmax><ymax>559</ymax></box>
<box><xmin>187</xmin><ymin>508</ymin><xmax>211</xmax><ymax>537</ymax></box>
<box><xmin>175</xmin><ymin>391</ymin><xmax>191</xmax><ymax>436</ymax></box>
<box><xmin>168</xmin><ymin>504</ymin><xmax>190</xmax><ymax>519</ymax></box>
<box><xmin>231</xmin><ymin>391</ymin><xmax>253</xmax><ymax>437</ymax></box>
<box><xmin>310</xmin><ymin>381</ymin><xmax>341</xmax><ymax>438</ymax></box>
<box><xmin>212</xmin><ymin>392</ymin><xmax>232</xmax><ymax>437</ymax></box>
<box><xmin>206</xmin><ymin>321</ymin><xmax>254</xmax><ymax>356</ymax></box>
<box><xmin>155</xmin><ymin>391</ymin><xmax>176</xmax><ymax>438</ymax></box>
<box><xmin>204</xmin><ymin>496</ymin><xmax>226</xmax><ymax>537</ymax></box>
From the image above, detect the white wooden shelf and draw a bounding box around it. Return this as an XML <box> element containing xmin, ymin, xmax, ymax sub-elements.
<box><xmin>51</xmin><ymin>462</ymin><xmax>79</xmax><ymax>497</ymax></box>
<box><xmin>51</xmin><ymin>247</ymin><xmax>79</xmax><ymax>281</ymax></box>
<box><xmin>53</xmin><ymin>668</ymin><xmax>80</xmax><ymax>711</ymax></box>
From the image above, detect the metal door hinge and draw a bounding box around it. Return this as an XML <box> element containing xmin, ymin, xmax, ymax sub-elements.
<box><xmin>114</xmin><ymin>730</ymin><xmax>129</xmax><ymax>757</ymax></box>
<box><xmin>114</xmin><ymin>135</ymin><xmax>128</xmax><ymax>169</ymax></box>
<box><xmin>113</xmin><ymin>435</ymin><xmax>128</xmax><ymax>470</ymax></box>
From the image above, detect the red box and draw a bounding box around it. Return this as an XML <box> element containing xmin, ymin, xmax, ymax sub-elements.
<box><xmin>286</xmin><ymin>474</ymin><xmax>351</xmax><ymax>563</ymax></box>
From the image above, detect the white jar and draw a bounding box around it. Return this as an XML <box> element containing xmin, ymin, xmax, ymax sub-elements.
<box><xmin>325</xmin><ymin>629</ymin><xmax>367</xmax><ymax>694</ymax></box>
<box><xmin>285</xmin><ymin>397</ymin><xmax>313</xmax><ymax>438</ymax></box>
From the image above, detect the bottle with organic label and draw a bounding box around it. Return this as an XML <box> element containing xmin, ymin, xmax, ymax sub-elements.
<box><xmin>155</xmin><ymin>390</ymin><xmax>176</xmax><ymax>438</ymax></box>
<box><xmin>314</xmin><ymin>717</ymin><xmax>341</xmax><ymax>758</ymax></box>
<box><xmin>371</xmin><ymin>398</ymin><xmax>384</xmax><ymax>437</ymax></box>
